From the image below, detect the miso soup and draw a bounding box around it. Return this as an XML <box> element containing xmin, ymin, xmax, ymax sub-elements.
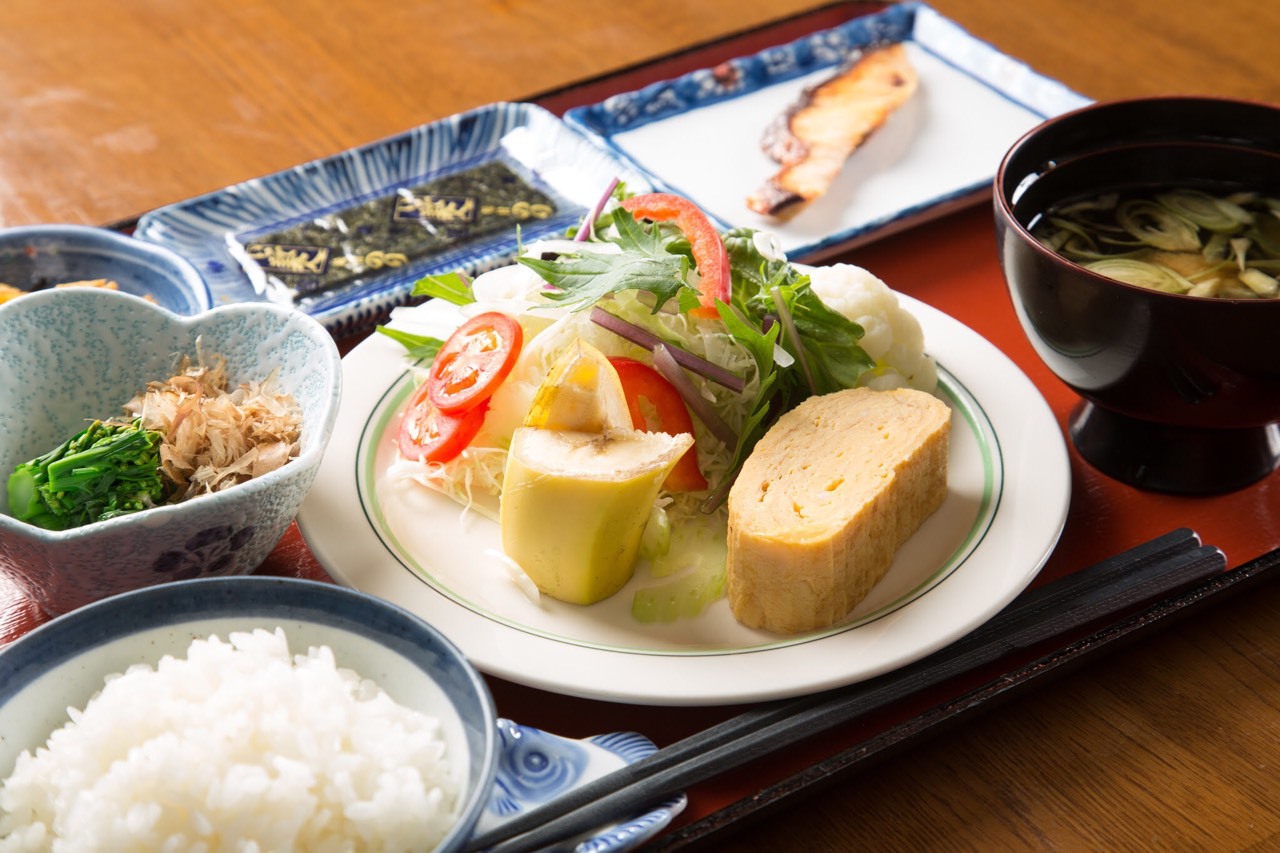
<box><xmin>1029</xmin><ymin>186</ymin><xmax>1280</xmax><ymax>298</ymax></box>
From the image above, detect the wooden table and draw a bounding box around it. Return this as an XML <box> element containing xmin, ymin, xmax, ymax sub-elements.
<box><xmin>2</xmin><ymin>1</ymin><xmax>1278</xmax><ymax>849</ymax></box>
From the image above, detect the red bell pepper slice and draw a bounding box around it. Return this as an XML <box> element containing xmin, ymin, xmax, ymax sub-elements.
<box><xmin>608</xmin><ymin>356</ymin><xmax>708</xmax><ymax>492</ymax></box>
<box><xmin>621</xmin><ymin>193</ymin><xmax>730</xmax><ymax>319</ymax></box>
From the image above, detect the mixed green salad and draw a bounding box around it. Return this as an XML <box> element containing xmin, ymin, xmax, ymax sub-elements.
<box><xmin>378</xmin><ymin>184</ymin><xmax>935</xmax><ymax>620</ymax></box>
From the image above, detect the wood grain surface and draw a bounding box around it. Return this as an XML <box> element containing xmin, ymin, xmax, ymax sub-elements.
<box><xmin>1</xmin><ymin>1</ymin><xmax>1278</xmax><ymax>850</ymax></box>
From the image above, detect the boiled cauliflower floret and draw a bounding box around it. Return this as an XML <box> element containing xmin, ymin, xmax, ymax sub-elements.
<box><xmin>807</xmin><ymin>263</ymin><xmax>937</xmax><ymax>392</ymax></box>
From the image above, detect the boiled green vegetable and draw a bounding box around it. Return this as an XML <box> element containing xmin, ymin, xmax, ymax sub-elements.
<box><xmin>7</xmin><ymin>419</ymin><xmax>167</xmax><ymax>531</ymax></box>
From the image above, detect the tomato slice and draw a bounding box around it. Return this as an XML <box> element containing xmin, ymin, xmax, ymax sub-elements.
<box><xmin>397</xmin><ymin>382</ymin><xmax>488</xmax><ymax>464</ymax></box>
<box><xmin>608</xmin><ymin>356</ymin><xmax>708</xmax><ymax>492</ymax></box>
<box><xmin>427</xmin><ymin>312</ymin><xmax>523</xmax><ymax>414</ymax></box>
<box><xmin>621</xmin><ymin>193</ymin><xmax>730</xmax><ymax>319</ymax></box>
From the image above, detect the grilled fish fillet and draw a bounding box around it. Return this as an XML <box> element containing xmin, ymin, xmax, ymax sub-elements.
<box><xmin>747</xmin><ymin>43</ymin><xmax>918</xmax><ymax>218</ymax></box>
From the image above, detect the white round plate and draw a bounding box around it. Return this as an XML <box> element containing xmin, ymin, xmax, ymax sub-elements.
<box><xmin>298</xmin><ymin>295</ymin><xmax>1069</xmax><ymax>706</ymax></box>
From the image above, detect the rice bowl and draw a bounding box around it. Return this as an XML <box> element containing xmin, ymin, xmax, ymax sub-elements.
<box><xmin>0</xmin><ymin>576</ymin><xmax>499</xmax><ymax>852</ymax></box>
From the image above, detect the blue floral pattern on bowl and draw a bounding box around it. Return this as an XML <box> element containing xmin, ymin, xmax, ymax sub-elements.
<box><xmin>151</xmin><ymin>524</ymin><xmax>257</xmax><ymax>579</ymax></box>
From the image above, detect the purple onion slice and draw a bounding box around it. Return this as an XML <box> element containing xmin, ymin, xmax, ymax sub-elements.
<box><xmin>652</xmin><ymin>343</ymin><xmax>739</xmax><ymax>450</ymax></box>
<box><xmin>590</xmin><ymin>307</ymin><xmax>745</xmax><ymax>394</ymax></box>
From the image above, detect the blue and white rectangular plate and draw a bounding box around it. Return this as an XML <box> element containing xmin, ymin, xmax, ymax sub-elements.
<box><xmin>564</xmin><ymin>2</ymin><xmax>1091</xmax><ymax>261</ymax></box>
<box><xmin>134</xmin><ymin>102</ymin><xmax>653</xmax><ymax>337</ymax></box>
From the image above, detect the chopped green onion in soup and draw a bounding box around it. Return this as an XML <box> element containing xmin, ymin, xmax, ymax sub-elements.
<box><xmin>1032</xmin><ymin>186</ymin><xmax>1280</xmax><ymax>299</ymax></box>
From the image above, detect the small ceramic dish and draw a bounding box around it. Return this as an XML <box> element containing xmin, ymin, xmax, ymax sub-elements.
<box><xmin>0</xmin><ymin>287</ymin><xmax>342</xmax><ymax>615</ymax></box>
<box><xmin>482</xmin><ymin>720</ymin><xmax>685</xmax><ymax>852</ymax></box>
<box><xmin>995</xmin><ymin>95</ymin><xmax>1280</xmax><ymax>494</ymax></box>
<box><xmin>0</xmin><ymin>224</ymin><xmax>211</xmax><ymax>315</ymax></box>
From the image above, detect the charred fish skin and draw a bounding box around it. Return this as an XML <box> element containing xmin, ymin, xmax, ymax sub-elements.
<box><xmin>747</xmin><ymin>43</ymin><xmax>918</xmax><ymax>218</ymax></box>
<box><xmin>759</xmin><ymin>105</ymin><xmax>815</xmax><ymax>167</ymax></box>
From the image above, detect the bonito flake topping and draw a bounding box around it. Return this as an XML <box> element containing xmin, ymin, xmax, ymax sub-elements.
<box><xmin>122</xmin><ymin>344</ymin><xmax>303</xmax><ymax>499</ymax></box>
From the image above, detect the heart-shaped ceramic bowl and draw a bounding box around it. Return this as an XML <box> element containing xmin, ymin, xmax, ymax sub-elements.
<box><xmin>0</xmin><ymin>287</ymin><xmax>342</xmax><ymax>615</ymax></box>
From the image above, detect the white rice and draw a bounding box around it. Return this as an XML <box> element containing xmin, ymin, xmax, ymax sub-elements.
<box><xmin>0</xmin><ymin>628</ymin><xmax>459</xmax><ymax>852</ymax></box>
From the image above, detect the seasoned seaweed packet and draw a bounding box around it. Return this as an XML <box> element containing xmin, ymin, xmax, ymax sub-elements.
<box><xmin>230</xmin><ymin>160</ymin><xmax>566</xmax><ymax>309</ymax></box>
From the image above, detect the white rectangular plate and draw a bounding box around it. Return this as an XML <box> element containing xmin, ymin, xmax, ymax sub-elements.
<box><xmin>564</xmin><ymin>2</ymin><xmax>1090</xmax><ymax>260</ymax></box>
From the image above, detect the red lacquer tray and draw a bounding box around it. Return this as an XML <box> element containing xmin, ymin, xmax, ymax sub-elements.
<box><xmin>5</xmin><ymin>2</ymin><xmax>1280</xmax><ymax>848</ymax></box>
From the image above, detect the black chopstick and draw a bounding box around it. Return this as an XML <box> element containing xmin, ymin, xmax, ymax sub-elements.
<box><xmin>467</xmin><ymin>528</ymin><xmax>1223</xmax><ymax>853</ymax></box>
